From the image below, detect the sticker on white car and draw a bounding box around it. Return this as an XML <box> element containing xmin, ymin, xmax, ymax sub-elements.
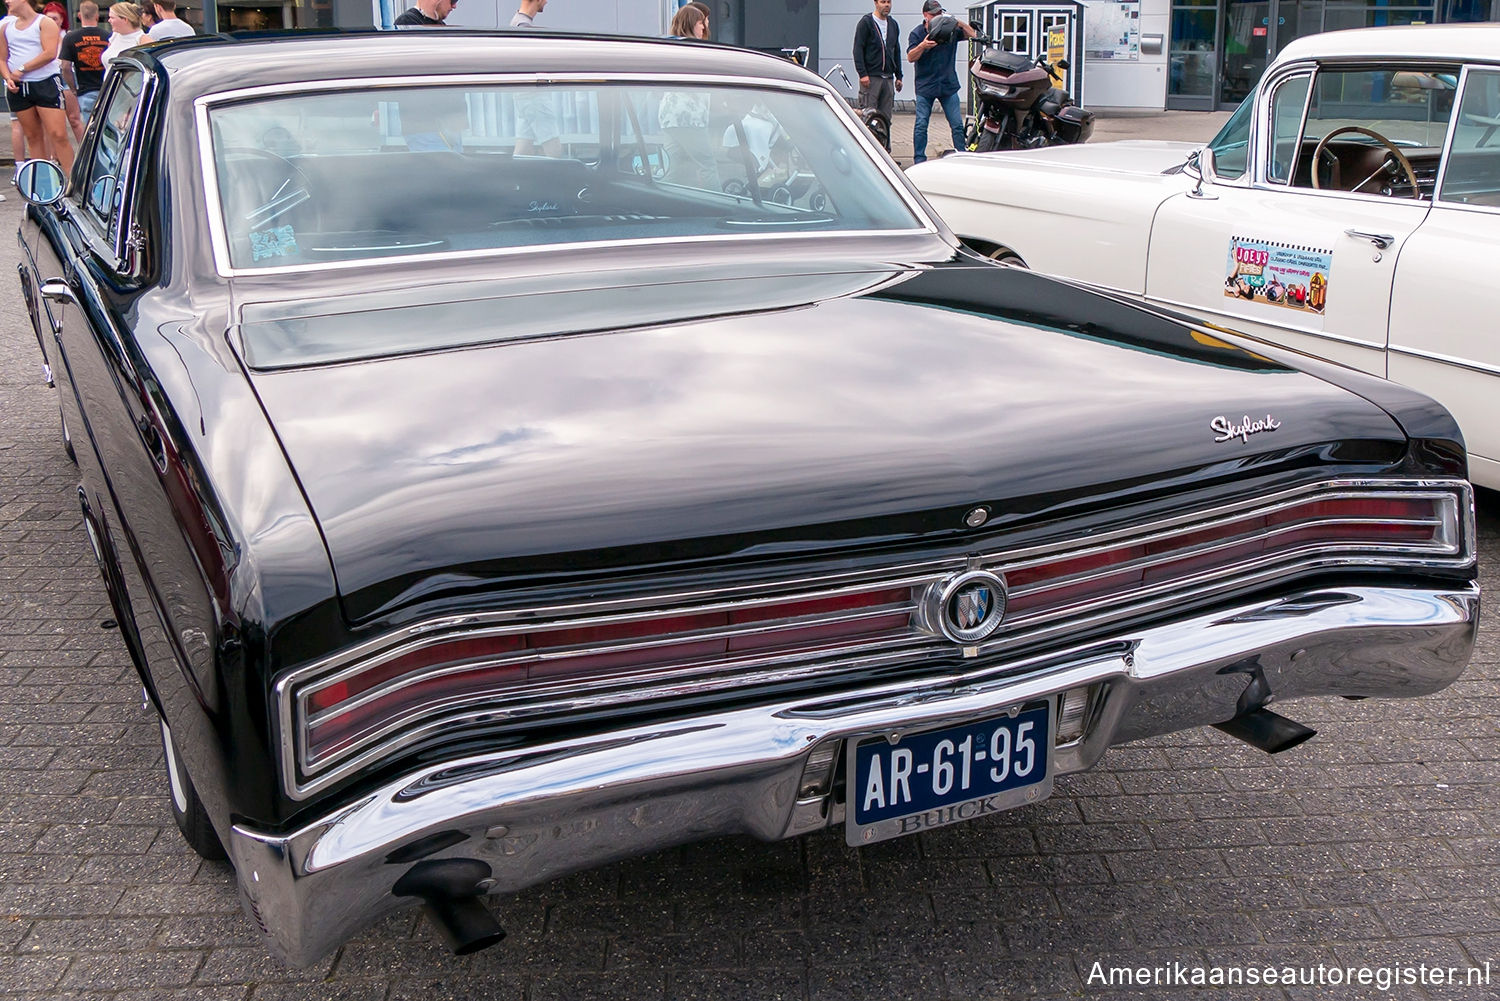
<box><xmin>1224</xmin><ymin>236</ymin><xmax>1331</xmax><ymax>313</ymax></box>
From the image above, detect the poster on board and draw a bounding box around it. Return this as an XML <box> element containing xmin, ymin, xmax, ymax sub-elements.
<box><xmin>1224</xmin><ymin>236</ymin><xmax>1331</xmax><ymax>314</ymax></box>
<box><xmin>1081</xmin><ymin>0</ymin><xmax>1140</xmax><ymax>61</ymax></box>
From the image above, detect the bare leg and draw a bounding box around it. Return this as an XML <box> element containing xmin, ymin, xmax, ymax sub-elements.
<box><xmin>37</xmin><ymin>106</ymin><xmax>74</xmax><ymax>175</ymax></box>
<box><xmin>63</xmin><ymin>87</ymin><xmax>83</xmax><ymax>142</ymax></box>
<box><xmin>10</xmin><ymin>115</ymin><xmax>27</xmax><ymax>161</ymax></box>
<box><xmin>17</xmin><ymin>108</ymin><xmax>44</xmax><ymax>165</ymax></box>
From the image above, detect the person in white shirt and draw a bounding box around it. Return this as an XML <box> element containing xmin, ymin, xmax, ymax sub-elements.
<box><xmin>508</xmin><ymin>0</ymin><xmax>543</xmax><ymax>27</ymax></box>
<box><xmin>100</xmin><ymin>1</ymin><xmax>144</xmax><ymax>66</ymax></box>
<box><xmin>508</xmin><ymin>0</ymin><xmax>559</xmax><ymax>155</ymax></box>
<box><xmin>0</xmin><ymin>0</ymin><xmax>74</xmax><ymax>175</ymax></box>
<box><xmin>146</xmin><ymin>0</ymin><xmax>192</xmax><ymax>39</ymax></box>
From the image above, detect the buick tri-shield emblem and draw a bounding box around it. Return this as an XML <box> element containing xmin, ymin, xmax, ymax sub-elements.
<box><xmin>921</xmin><ymin>569</ymin><xmax>1008</xmax><ymax>644</ymax></box>
<box><xmin>952</xmin><ymin>584</ymin><xmax>991</xmax><ymax>631</ymax></box>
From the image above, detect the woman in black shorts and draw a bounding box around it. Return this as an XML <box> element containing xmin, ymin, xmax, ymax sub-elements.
<box><xmin>0</xmin><ymin>0</ymin><xmax>75</xmax><ymax>176</ymax></box>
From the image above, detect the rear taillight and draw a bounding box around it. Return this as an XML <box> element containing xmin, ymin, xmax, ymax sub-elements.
<box><xmin>300</xmin><ymin>586</ymin><xmax>914</xmax><ymax>765</ymax></box>
<box><xmin>1004</xmin><ymin>491</ymin><xmax>1463</xmax><ymax>619</ymax></box>
<box><xmin>287</xmin><ymin>484</ymin><xmax>1470</xmax><ymax>794</ymax></box>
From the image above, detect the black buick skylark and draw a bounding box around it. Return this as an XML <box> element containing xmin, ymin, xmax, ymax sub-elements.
<box><xmin>14</xmin><ymin>30</ymin><xmax>1479</xmax><ymax>965</ymax></box>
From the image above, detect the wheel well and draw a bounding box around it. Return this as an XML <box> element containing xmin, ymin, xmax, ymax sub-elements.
<box><xmin>958</xmin><ymin>238</ymin><xmax>1027</xmax><ymax>267</ymax></box>
<box><xmin>78</xmin><ymin>488</ymin><xmax>163</xmax><ymax>717</ymax></box>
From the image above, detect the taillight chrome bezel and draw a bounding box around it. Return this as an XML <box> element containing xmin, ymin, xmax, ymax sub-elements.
<box><xmin>275</xmin><ymin>478</ymin><xmax>1474</xmax><ymax>800</ymax></box>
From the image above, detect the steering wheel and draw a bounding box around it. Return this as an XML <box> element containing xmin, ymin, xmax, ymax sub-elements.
<box><xmin>1310</xmin><ymin>126</ymin><xmax>1422</xmax><ymax>198</ymax></box>
<box><xmin>219</xmin><ymin>147</ymin><xmax>318</xmax><ymax>230</ymax></box>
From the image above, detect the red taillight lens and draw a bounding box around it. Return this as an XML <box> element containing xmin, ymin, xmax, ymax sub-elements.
<box><xmin>1006</xmin><ymin>492</ymin><xmax>1457</xmax><ymax>616</ymax></box>
<box><xmin>295</xmin><ymin>489</ymin><xmax>1464</xmax><ymax>776</ymax></box>
<box><xmin>301</xmin><ymin>585</ymin><xmax>916</xmax><ymax>764</ymax></box>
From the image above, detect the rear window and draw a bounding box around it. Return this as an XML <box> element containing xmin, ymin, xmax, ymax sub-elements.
<box><xmin>206</xmin><ymin>81</ymin><xmax>923</xmax><ymax>270</ymax></box>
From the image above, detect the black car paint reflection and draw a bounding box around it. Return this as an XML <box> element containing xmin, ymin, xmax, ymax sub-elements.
<box><xmin>13</xmin><ymin>31</ymin><xmax>1473</xmax><ymax>897</ymax></box>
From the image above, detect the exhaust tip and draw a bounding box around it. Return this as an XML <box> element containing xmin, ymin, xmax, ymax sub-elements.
<box><xmin>424</xmin><ymin>896</ymin><xmax>506</xmax><ymax>956</ymax></box>
<box><xmin>394</xmin><ymin>858</ymin><xmax>507</xmax><ymax>956</ymax></box>
<box><xmin>1213</xmin><ymin>707</ymin><xmax>1316</xmax><ymax>754</ymax></box>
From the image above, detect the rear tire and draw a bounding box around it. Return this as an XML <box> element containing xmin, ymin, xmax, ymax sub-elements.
<box><xmin>987</xmin><ymin>248</ymin><xmax>1027</xmax><ymax>267</ymax></box>
<box><xmin>158</xmin><ymin>715</ymin><xmax>227</xmax><ymax>860</ymax></box>
<box><xmin>975</xmin><ymin>129</ymin><xmax>1000</xmax><ymax>153</ymax></box>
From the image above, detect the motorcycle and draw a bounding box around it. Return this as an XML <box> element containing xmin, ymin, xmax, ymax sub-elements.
<box><xmin>821</xmin><ymin>60</ymin><xmax>891</xmax><ymax>153</ymax></box>
<box><xmin>967</xmin><ymin>44</ymin><xmax>1094</xmax><ymax>151</ymax></box>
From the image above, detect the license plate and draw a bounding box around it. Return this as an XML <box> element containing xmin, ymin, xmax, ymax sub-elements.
<box><xmin>845</xmin><ymin>701</ymin><xmax>1053</xmax><ymax>845</ymax></box>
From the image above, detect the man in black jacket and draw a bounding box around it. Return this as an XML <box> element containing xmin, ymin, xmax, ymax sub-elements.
<box><xmin>852</xmin><ymin>0</ymin><xmax>902</xmax><ymax>129</ymax></box>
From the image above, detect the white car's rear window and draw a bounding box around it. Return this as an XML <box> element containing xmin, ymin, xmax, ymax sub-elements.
<box><xmin>206</xmin><ymin>82</ymin><xmax>921</xmax><ymax>270</ymax></box>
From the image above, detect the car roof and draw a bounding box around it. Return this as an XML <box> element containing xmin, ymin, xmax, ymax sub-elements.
<box><xmin>140</xmin><ymin>30</ymin><xmax>820</xmax><ymax>99</ymax></box>
<box><xmin>1272</xmin><ymin>23</ymin><xmax>1500</xmax><ymax>67</ymax></box>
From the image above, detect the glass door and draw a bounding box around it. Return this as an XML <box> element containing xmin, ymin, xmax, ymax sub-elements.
<box><xmin>1219</xmin><ymin>0</ymin><xmax>1270</xmax><ymax>106</ymax></box>
<box><xmin>1276</xmin><ymin>0</ymin><xmax>1324</xmax><ymax>54</ymax></box>
<box><xmin>1168</xmin><ymin>0</ymin><xmax>1218</xmax><ymax>108</ymax></box>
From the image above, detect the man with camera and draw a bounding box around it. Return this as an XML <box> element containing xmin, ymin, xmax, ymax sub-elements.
<box><xmin>907</xmin><ymin>0</ymin><xmax>977</xmax><ymax>163</ymax></box>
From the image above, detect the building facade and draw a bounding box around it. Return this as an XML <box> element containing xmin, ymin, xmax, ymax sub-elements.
<box><xmin>169</xmin><ymin>0</ymin><xmax>1496</xmax><ymax>111</ymax></box>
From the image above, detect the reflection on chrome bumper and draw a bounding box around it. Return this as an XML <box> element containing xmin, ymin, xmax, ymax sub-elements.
<box><xmin>231</xmin><ymin>583</ymin><xmax>1478</xmax><ymax>966</ymax></box>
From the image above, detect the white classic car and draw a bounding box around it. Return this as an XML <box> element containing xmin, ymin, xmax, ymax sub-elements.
<box><xmin>908</xmin><ymin>24</ymin><xmax>1500</xmax><ymax>488</ymax></box>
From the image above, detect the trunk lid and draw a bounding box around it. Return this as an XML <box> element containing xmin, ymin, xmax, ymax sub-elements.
<box><xmin>240</xmin><ymin>263</ymin><xmax>1411</xmax><ymax>622</ymax></box>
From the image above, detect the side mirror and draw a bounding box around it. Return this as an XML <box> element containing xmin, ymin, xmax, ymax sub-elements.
<box><xmin>1055</xmin><ymin>59</ymin><xmax>1070</xmax><ymax>71</ymax></box>
<box><xmin>14</xmin><ymin>159</ymin><xmax>66</xmax><ymax>206</ymax></box>
<box><xmin>1184</xmin><ymin>148</ymin><xmax>1218</xmax><ymax>198</ymax></box>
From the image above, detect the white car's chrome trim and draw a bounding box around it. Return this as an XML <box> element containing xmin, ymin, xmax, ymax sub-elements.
<box><xmin>1145</xmin><ymin>293</ymin><xmax>1385</xmax><ymax>351</ymax></box>
<box><xmin>1390</xmin><ymin>342</ymin><xmax>1500</xmax><ymax>379</ymax></box>
<box><xmin>193</xmin><ymin>73</ymin><xmax>940</xmax><ymax>279</ymax></box>
<box><xmin>1431</xmin><ymin>65</ymin><xmax>1500</xmax><ymax>217</ymax></box>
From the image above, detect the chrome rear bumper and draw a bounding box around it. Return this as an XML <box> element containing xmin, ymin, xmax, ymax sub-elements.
<box><xmin>231</xmin><ymin>583</ymin><xmax>1477</xmax><ymax>966</ymax></box>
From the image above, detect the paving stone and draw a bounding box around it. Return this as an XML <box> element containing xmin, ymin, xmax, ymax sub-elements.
<box><xmin>19</xmin><ymin>917</ymin><xmax>162</xmax><ymax>953</ymax></box>
<box><xmin>1375</xmin><ymin>900</ymin><xmax>1500</xmax><ymax>936</ymax></box>
<box><xmin>0</xmin><ymin>955</ymin><xmax>69</xmax><ymax>992</ymax></box>
<box><xmin>808</xmin><ymin>964</ymin><xmax>938</xmax><ymax>1001</ymax></box>
<box><xmin>668</xmin><ymin>969</ymin><xmax>806</xmax><ymax>1001</ymax></box>
<box><xmin>387</xmin><ymin>976</ymin><xmax>525</xmax><ymax>1001</ymax></box>
<box><xmin>604</xmin><ymin>932</ymin><xmax>738</xmax><ymax>970</ymax></box>
<box><xmin>56</xmin><ymin>951</ymin><xmax>203</xmax><ymax>990</ymax></box>
<box><xmin>941</xmin><ymin>954</ymin><xmax>1080</xmax><ymax>999</ymax></box>
<box><xmin>529</xmin><ymin>972</ymin><xmax>666</xmax><ymax>1001</ymax></box>
<box><xmin>193</xmin><ymin>946</ymin><xmax>335</xmax><ymax>985</ymax></box>
<box><xmin>1253</xmin><ymin>906</ymin><xmax>1389</xmax><ymax>944</ymax></box>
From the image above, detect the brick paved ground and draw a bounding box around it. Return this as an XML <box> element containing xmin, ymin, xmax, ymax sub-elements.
<box><xmin>3</xmin><ymin>197</ymin><xmax>1499</xmax><ymax>999</ymax></box>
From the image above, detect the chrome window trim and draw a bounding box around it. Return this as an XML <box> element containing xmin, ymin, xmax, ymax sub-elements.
<box><xmin>73</xmin><ymin>61</ymin><xmax>156</xmax><ymax>270</ymax></box>
<box><xmin>1254</xmin><ymin>57</ymin><xmax>1464</xmax><ymax>200</ymax></box>
<box><xmin>275</xmin><ymin>477</ymin><xmax>1474</xmax><ymax>799</ymax></box>
<box><xmin>114</xmin><ymin>63</ymin><xmax>158</xmax><ymax>274</ymax></box>
<box><xmin>193</xmin><ymin>72</ymin><xmax>939</xmax><ymax>278</ymax></box>
<box><xmin>1257</xmin><ymin>64</ymin><xmax>1314</xmax><ymax>188</ymax></box>
<box><xmin>1433</xmin><ymin>64</ymin><xmax>1500</xmax><ymax>215</ymax></box>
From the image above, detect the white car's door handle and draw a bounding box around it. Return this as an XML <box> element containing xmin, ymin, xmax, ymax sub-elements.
<box><xmin>1344</xmin><ymin>229</ymin><xmax>1394</xmax><ymax>249</ymax></box>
